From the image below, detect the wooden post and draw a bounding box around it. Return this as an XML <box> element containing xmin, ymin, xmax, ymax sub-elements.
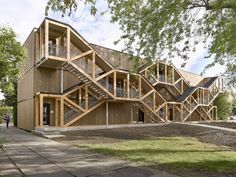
<box><xmin>92</xmin><ymin>52</ymin><xmax>96</xmax><ymax>79</ymax></box>
<box><xmin>39</xmin><ymin>94</ymin><xmax>43</xmax><ymax>128</ymax></box>
<box><xmin>60</xmin><ymin>68</ymin><xmax>63</xmax><ymax>94</ymax></box>
<box><xmin>131</xmin><ymin>105</ymin><xmax>133</xmax><ymax>123</ymax></box>
<box><xmin>106</xmin><ymin>101</ymin><xmax>109</xmax><ymax>126</ymax></box>
<box><xmin>35</xmin><ymin>95</ymin><xmax>39</xmax><ymax>128</ymax></box>
<box><xmin>67</xmin><ymin>27</ymin><xmax>70</xmax><ymax>61</ymax></box>
<box><xmin>180</xmin><ymin>104</ymin><xmax>183</xmax><ymax>122</ymax></box>
<box><xmin>45</xmin><ymin>20</ymin><xmax>49</xmax><ymax>59</ymax></box>
<box><xmin>153</xmin><ymin>92</ymin><xmax>156</xmax><ymax>110</ymax></box>
<box><xmin>85</xmin><ymin>86</ymin><xmax>88</xmax><ymax>110</ymax></box>
<box><xmin>165</xmin><ymin>104</ymin><xmax>168</xmax><ymax>122</ymax></box>
<box><xmin>55</xmin><ymin>99</ymin><xmax>58</xmax><ymax>127</ymax></box>
<box><xmin>156</xmin><ymin>62</ymin><xmax>159</xmax><ymax>81</ymax></box>
<box><xmin>60</xmin><ymin>97</ymin><xmax>64</xmax><ymax>127</ymax></box>
<box><xmin>39</xmin><ymin>27</ymin><xmax>43</xmax><ymax>58</ymax></box>
<box><xmin>79</xmin><ymin>88</ymin><xmax>82</xmax><ymax>106</ymax></box>
<box><xmin>139</xmin><ymin>76</ymin><xmax>142</xmax><ymax>99</ymax></box>
<box><xmin>164</xmin><ymin>64</ymin><xmax>167</xmax><ymax>83</ymax></box>
<box><xmin>113</xmin><ymin>71</ymin><xmax>116</xmax><ymax>97</ymax></box>
<box><xmin>172</xmin><ymin>66</ymin><xmax>174</xmax><ymax>84</ymax></box>
<box><xmin>127</xmin><ymin>73</ymin><xmax>130</xmax><ymax>98</ymax></box>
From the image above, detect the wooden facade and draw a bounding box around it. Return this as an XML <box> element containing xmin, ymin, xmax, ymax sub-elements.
<box><xmin>17</xmin><ymin>18</ymin><xmax>223</xmax><ymax>130</ymax></box>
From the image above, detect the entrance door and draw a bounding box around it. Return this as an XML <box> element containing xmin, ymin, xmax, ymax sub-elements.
<box><xmin>138</xmin><ymin>109</ymin><xmax>144</xmax><ymax>123</ymax></box>
<box><xmin>43</xmin><ymin>103</ymin><xmax>50</xmax><ymax>125</ymax></box>
<box><xmin>169</xmin><ymin>108</ymin><xmax>173</xmax><ymax>121</ymax></box>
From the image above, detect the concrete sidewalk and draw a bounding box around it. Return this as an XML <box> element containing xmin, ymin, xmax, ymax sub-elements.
<box><xmin>0</xmin><ymin>125</ymin><xmax>177</xmax><ymax>177</ymax></box>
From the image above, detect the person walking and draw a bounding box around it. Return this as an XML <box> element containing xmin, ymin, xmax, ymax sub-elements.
<box><xmin>4</xmin><ymin>114</ymin><xmax>10</xmax><ymax>129</ymax></box>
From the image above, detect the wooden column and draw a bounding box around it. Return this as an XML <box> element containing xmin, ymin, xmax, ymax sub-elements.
<box><xmin>131</xmin><ymin>105</ymin><xmax>133</xmax><ymax>123</ymax></box>
<box><xmin>153</xmin><ymin>92</ymin><xmax>156</xmax><ymax>110</ymax></box>
<box><xmin>67</xmin><ymin>27</ymin><xmax>70</xmax><ymax>61</ymax></box>
<box><xmin>180</xmin><ymin>104</ymin><xmax>183</xmax><ymax>122</ymax></box>
<box><xmin>164</xmin><ymin>64</ymin><xmax>167</xmax><ymax>83</ymax></box>
<box><xmin>85</xmin><ymin>86</ymin><xmax>88</xmax><ymax>110</ymax></box>
<box><xmin>79</xmin><ymin>88</ymin><xmax>82</xmax><ymax>106</ymax></box>
<box><xmin>172</xmin><ymin>67</ymin><xmax>174</xmax><ymax>84</ymax></box>
<box><xmin>45</xmin><ymin>20</ymin><xmax>49</xmax><ymax>59</ymax></box>
<box><xmin>156</xmin><ymin>62</ymin><xmax>159</xmax><ymax>81</ymax></box>
<box><xmin>60</xmin><ymin>97</ymin><xmax>64</xmax><ymax>127</ymax></box>
<box><xmin>165</xmin><ymin>104</ymin><xmax>168</xmax><ymax>122</ymax></box>
<box><xmin>113</xmin><ymin>71</ymin><xmax>116</xmax><ymax>97</ymax></box>
<box><xmin>139</xmin><ymin>76</ymin><xmax>142</xmax><ymax>99</ymax></box>
<box><xmin>60</xmin><ymin>68</ymin><xmax>64</xmax><ymax>94</ymax></box>
<box><xmin>105</xmin><ymin>101</ymin><xmax>109</xmax><ymax>126</ymax></box>
<box><xmin>55</xmin><ymin>99</ymin><xmax>58</xmax><ymax>127</ymax></box>
<box><xmin>39</xmin><ymin>27</ymin><xmax>43</xmax><ymax>58</ymax></box>
<box><xmin>92</xmin><ymin>52</ymin><xmax>96</xmax><ymax>79</ymax></box>
<box><xmin>127</xmin><ymin>73</ymin><xmax>130</xmax><ymax>98</ymax></box>
<box><xmin>39</xmin><ymin>94</ymin><xmax>43</xmax><ymax>128</ymax></box>
<box><xmin>35</xmin><ymin>95</ymin><xmax>39</xmax><ymax>128</ymax></box>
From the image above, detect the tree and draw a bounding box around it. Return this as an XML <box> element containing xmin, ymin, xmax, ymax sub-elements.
<box><xmin>213</xmin><ymin>91</ymin><xmax>232</xmax><ymax>120</ymax></box>
<box><xmin>0</xmin><ymin>26</ymin><xmax>26</xmax><ymax>125</ymax></box>
<box><xmin>45</xmin><ymin>0</ymin><xmax>236</xmax><ymax>88</ymax></box>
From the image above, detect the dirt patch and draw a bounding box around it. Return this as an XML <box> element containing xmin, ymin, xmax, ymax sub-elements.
<box><xmin>54</xmin><ymin>123</ymin><xmax>236</xmax><ymax>150</ymax></box>
<box><xmin>199</xmin><ymin>122</ymin><xmax>236</xmax><ymax>129</ymax></box>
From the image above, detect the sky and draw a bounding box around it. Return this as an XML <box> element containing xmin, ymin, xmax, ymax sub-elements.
<box><xmin>0</xmin><ymin>0</ymin><xmax>226</xmax><ymax>100</ymax></box>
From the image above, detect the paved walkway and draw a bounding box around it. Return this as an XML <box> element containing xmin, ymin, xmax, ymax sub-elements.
<box><xmin>0</xmin><ymin>125</ymin><xmax>177</xmax><ymax>177</ymax></box>
<box><xmin>181</xmin><ymin>122</ymin><xmax>236</xmax><ymax>133</ymax></box>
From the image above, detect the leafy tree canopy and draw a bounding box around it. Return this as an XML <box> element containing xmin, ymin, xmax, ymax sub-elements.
<box><xmin>214</xmin><ymin>91</ymin><xmax>232</xmax><ymax>120</ymax></box>
<box><xmin>46</xmin><ymin>0</ymin><xmax>236</xmax><ymax>89</ymax></box>
<box><xmin>0</xmin><ymin>26</ymin><xmax>25</xmax><ymax>105</ymax></box>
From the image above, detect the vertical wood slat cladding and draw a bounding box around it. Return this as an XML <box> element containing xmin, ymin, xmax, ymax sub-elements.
<box><xmin>17</xmin><ymin>98</ymin><xmax>34</xmax><ymax>130</ymax></box>
<box><xmin>70</xmin><ymin>102</ymin><xmax>147</xmax><ymax>126</ymax></box>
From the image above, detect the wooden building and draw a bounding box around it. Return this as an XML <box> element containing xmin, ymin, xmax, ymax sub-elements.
<box><xmin>17</xmin><ymin>18</ymin><xmax>223</xmax><ymax>131</ymax></box>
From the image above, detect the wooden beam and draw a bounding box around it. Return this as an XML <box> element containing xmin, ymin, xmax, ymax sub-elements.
<box><xmin>45</xmin><ymin>19</ymin><xmax>49</xmax><ymax>59</ymax></box>
<box><xmin>39</xmin><ymin>94</ymin><xmax>43</xmax><ymax>128</ymax></box>
<box><xmin>96</xmin><ymin>70</ymin><xmax>114</xmax><ymax>81</ymax></box>
<box><xmin>65</xmin><ymin>101</ymin><xmax>105</xmax><ymax>127</ymax></box>
<box><xmin>67</xmin><ymin>27</ymin><xmax>70</xmax><ymax>62</ymax></box>
<box><xmin>48</xmin><ymin>19</ymin><xmax>68</xmax><ymax>29</ymax></box>
<box><xmin>71</xmin><ymin>50</ymin><xmax>93</xmax><ymax>61</ymax></box>
<box><xmin>92</xmin><ymin>52</ymin><xmax>96</xmax><ymax>79</ymax></box>
<box><xmin>60</xmin><ymin>97</ymin><xmax>64</xmax><ymax>127</ymax></box>
<box><xmin>55</xmin><ymin>99</ymin><xmax>58</xmax><ymax>127</ymax></box>
<box><xmin>64</xmin><ymin>97</ymin><xmax>86</xmax><ymax>112</ymax></box>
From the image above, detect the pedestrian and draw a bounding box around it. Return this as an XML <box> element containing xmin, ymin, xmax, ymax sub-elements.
<box><xmin>4</xmin><ymin>114</ymin><xmax>10</xmax><ymax>129</ymax></box>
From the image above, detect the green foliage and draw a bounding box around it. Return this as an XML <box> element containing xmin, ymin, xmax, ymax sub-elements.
<box><xmin>45</xmin><ymin>0</ymin><xmax>236</xmax><ymax>88</ymax></box>
<box><xmin>214</xmin><ymin>91</ymin><xmax>232</xmax><ymax>120</ymax></box>
<box><xmin>0</xmin><ymin>26</ymin><xmax>25</xmax><ymax>105</ymax></box>
<box><xmin>83</xmin><ymin>137</ymin><xmax>236</xmax><ymax>172</ymax></box>
<box><xmin>0</xmin><ymin>106</ymin><xmax>12</xmax><ymax>124</ymax></box>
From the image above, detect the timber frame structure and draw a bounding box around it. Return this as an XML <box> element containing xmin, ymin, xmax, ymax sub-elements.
<box><xmin>17</xmin><ymin>18</ymin><xmax>223</xmax><ymax>130</ymax></box>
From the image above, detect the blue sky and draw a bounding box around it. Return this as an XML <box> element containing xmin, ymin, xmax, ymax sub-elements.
<box><xmin>0</xmin><ymin>0</ymin><xmax>225</xmax><ymax>99</ymax></box>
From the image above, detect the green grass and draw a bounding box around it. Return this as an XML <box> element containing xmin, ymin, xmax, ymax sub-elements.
<box><xmin>80</xmin><ymin>137</ymin><xmax>236</xmax><ymax>172</ymax></box>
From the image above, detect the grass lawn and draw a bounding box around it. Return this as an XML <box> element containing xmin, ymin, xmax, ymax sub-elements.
<box><xmin>79</xmin><ymin>137</ymin><xmax>236</xmax><ymax>172</ymax></box>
